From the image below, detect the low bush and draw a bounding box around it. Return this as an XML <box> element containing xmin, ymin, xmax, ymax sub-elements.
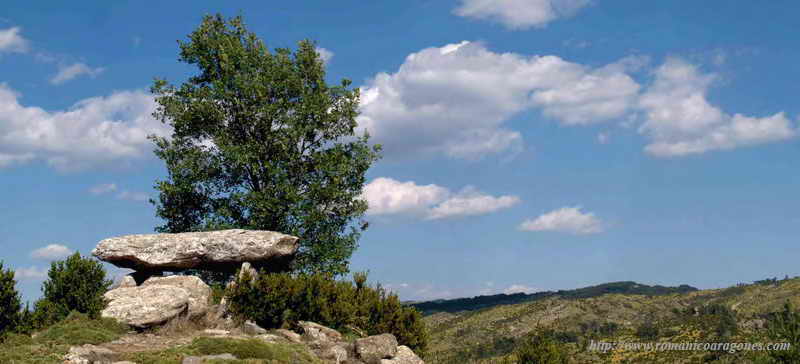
<box><xmin>764</xmin><ymin>301</ymin><xmax>800</xmax><ymax>363</ymax></box>
<box><xmin>512</xmin><ymin>329</ymin><xmax>570</xmax><ymax>364</ymax></box>
<box><xmin>226</xmin><ymin>270</ymin><xmax>428</xmax><ymax>357</ymax></box>
<box><xmin>0</xmin><ymin>261</ymin><xmax>22</xmax><ymax>338</ymax></box>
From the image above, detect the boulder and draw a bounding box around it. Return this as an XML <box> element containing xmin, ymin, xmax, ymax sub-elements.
<box><xmin>182</xmin><ymin>353</ymin><xmax>237</xmax><ymax>364</ymax></box>
<box><xmin>92</xmin><ymin>229</ymin><xmax>299</xmax><ymax>273</ymax></box>
<box><xmin>275</xmin><ymin>328</ymin><xmax>303</xmax><ymax>343</ymax></box>
<box><xmin>381</xmin><ymin>346</ymin><xmax>425</xmax><ymax>364</ymax></box>
<box><xmin>102</xmin><ymin>285</ymin><xmax>190</xmax><ymax>328</ymax></box>
<box><xmin>142</xmin><ymin>275</ymin><xmax>211</xmax><ymax>318</ymax></box>
<box><xmin>242</xmin><ymin>320</ymin><xmax>268</xmax><ymax>335</ymax></box>
<box><xmin>355</xmin><ymin>334</ymin><xmax>398</xmax><ymax>363</ymax></box>
<box><xmin>299</xmin><ymin>321</ymin><xmax>343</xmax><ymax>343</ymax></box>
<box><xmin>64</xmin><ymin>344</ymin><xmax>115</xmax><ymax>364</ymax></box>
<box><xmin>115</xmin><ymin>275</ymin><xmax>137</xmax><ymax>288</ymax></box>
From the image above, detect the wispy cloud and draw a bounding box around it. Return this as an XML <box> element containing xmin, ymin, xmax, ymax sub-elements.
<box><xmin>50</xmin><ymin>62</ymin><xmax>106</xmax><ymax>85</ymax></box>
<box><xmin>30</xmin><ymin>244</ymin><xmax>73</xmax><ymax>261</ymax></box>
<box><xmin>316</xmin><ymin>47</ymin><xmax>333</xmax><ymax>65</ymax></box>
<box><xmin>0</xmin><ymin>27</ymin><xmax>29</xmax><ymax>53</ymax></box>
<box><xmin>116</xmin><ymin>190</ymin><xmax>149</xmax><ymax>202</ymax></box>
<box><xmin>519</xmin><ymin>206</ymin><xmax>604</xmax><ymax>234</ymax></box>
<box><xmin>454</xmin><ymin>0</ymin><xmax>592</xmax><ymax>29</ymax></box>
<box><xmin>15</xmin><ymin>266</ymin><xmax>48</xmax><ymax>280</ymax></box>
<box><xmin>361</xmin><ymin>178</ymin><xmax>519</xmax><ymax>220</ymax></box>
<box><xmin>89</xmin><ymin>183</ymin><xmax>118</xmax><ymax>195</ymax></box>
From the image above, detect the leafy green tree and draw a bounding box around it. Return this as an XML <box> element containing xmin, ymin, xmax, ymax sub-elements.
<box><xmin>40</xmin><ymin>252</ymin><xmax>112</xmax><ymax>321</ymax></box>
<box><xmin>149</xmin><ymin>14</ymin><xmax>381</xmax><ymax>277</ymax></box>
<box><xmin>0</xmin><ymin>261</ymin><xmax>22</xmax><ymax>336</ymax></box>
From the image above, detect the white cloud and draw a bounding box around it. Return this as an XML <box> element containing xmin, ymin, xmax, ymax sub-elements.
<box><xmin>596</xmin><ymin>132</ymin><xmax>610</xmax><ymax>144</ymax></box>
<box><xmin>361</xmin><ymin>177</ymin><xmax>519</xmax><ymax>220</ymax></box>
<box><xmin>317</xmin><ymin>47</ymin><xmax>334</xmax><ymax>65</ymax></box>
<box><xmin>50</xmin><ymin>62</ymin><xmax>106</xmax><ymax>85</ymax></box>
<box><xmin>427</xmin><ymin>186</ymin><xmax>520</xmax><ymax>220</ymax></box>
<box><xmin>454</xmin><ymin>0</ymin><xmax>591</xmax><ymax>29</ymax></box>
<box><xmin>638</xmin><ymin>58</ymin><xmax>796</xmax><ymax>157</ymax></box>
<box><xmin>0</xmin><ymin>27</ymin><xmax>28</xmax><ymax>53</ymax></box>
<box><xmin>503</xmin><ymin>284</ymin><xmax>538</xmax><ymax>294</ymax></box>
<box><xmin>0</xmin><ymin>84</ymin><xmax>171</xmax><ymax>171</ymax></box>
<box><xmin>89</xmin><ymin>183</ymin><xmax>118</xmax><ymax>195</ymax></box>
<box><xmin>15</xmin><ymin>266</ymin><xmax>48</xmax><ymax>280</ymax></box>
<box><xmin>357</xmin><ymin>41</ymin><xmax>638</xmax><ymax>160</ymax></box>
<box><xmin>30</xmin><ymin>244</ymin><xmax>73</xmax><ymax>260</ymax></box>
<box><xmin>116</xmin><ymin>190</ymin><xmax>149</xmax><ymax>202</ymax></box>
<box><xmin>519</xmin><ymin>206</ymin><xmax>603</xmax><ymax>234</ymax></box>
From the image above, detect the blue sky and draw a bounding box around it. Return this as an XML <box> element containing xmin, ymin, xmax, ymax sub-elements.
<box><xmin>2</xmin><ymin>1</ymin><xmax>800</xmax><ymax>303</ymax></box>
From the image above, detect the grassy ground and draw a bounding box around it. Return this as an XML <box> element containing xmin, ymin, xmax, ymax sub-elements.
<box><xmin>121</xmin><ymin>337</ymin><xmax>322</xmax><ymax>364</ymax></box>
<box><xmin>0</xmin><ymin>312</ymin><xmax>129</xmax><ymax>363</ymax></box>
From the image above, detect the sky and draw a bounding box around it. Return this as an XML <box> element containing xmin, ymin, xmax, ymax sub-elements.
<box><xmin>2</xmin><ymin>1</ymin><xmax>800</xmax><ymax>303</ymax></box>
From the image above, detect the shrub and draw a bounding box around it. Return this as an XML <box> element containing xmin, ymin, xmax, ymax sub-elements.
<box><xmin>635</xmin><ymin>321</ymin><xmax>659</xmax><ymax>341</ymax></box>
<box><xmin>764</xmin><ymin>301</ymin><xmax>800</xmax><ymax>363</ymax></box>
<box><xmin>226</xmin><ymin>270</ymin><xmax>428</xmax><ymax>356</ymax></box>
<box><xmin>512</xmin><ymin>329</ymin><xmax>570</xmax><ymax>364</ymax></box>
<box><xmin>40</xmin><ymin>252</ymin><xmax>112</xmax><ymax>322</ymax></box>
<box><xmin>0</xmin><ymin>261</ymin><xmax>22</xmax><ymax>337</ymax></box>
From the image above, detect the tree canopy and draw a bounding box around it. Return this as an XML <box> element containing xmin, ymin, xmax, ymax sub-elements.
<box><xmin>149</xmin><ymin>14</ymin><xmax>381</xmax><ymax>276</ymax></box>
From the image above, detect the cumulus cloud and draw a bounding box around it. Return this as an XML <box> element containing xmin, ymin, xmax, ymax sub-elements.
<box><xmin>357</xmin><ymin>41</ymin><xmax>639</xmax><ymax>160</ymax></box>
<box><xmin>519</xmin><ymin>206</ymin><xmax>603</xmax><ymax>234</ymax></box>
<box><xmin>30</xmin><ymin>244</ymin><xmax>73</xmax><ymax>260</ymax></box>
<box><xmin>0</xmin><ymin>27</ymin><xmax>29</xmax><ymax>53</ymax></box>
<box><xmin>454</xmin><ymin>0</ymin><xmax>591</xmax><ymax>29</ymax></box>
<box><xmin>15</xmin><ymin>266</ymin><xmax>48</xmax><ymax>280</ymax></box>
<box><xmin>89</xmin><ymin>183</ymin><xmax>118</xmax><ymax>195</ymax></box>
<box><xmin>0</xmin><ymin>84</ymin><xmax>171</xmax><ymax>171</ymax></box>
<box><xmin>316</xmin><ymin>47</ymin><xmax>334</xmax><ymax>65</ymax></box>
<box><xmin>50</xmin><ymin>62</ymin><xmax>106</xmax><ymax>85</ymax></box>
<box><xmin>503</xmin><ymin>284</ymin><xmax>538</xmax><ymax>294</ymax></box>
<box><xmin>361</xmin><ymin>177</ymin><xmax>519</xmax><ymax>220</ymax></box>
<box><xmin>638</xmin><ymin>58</ymin><xmax>796</xmax><ymax>157</ymax></box>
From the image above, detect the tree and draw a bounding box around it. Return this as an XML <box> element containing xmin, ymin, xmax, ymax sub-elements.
<box><xmin>0</xmin><ymin>261</ymin><xmax>22</xmax><ymax>335</ymax></box>
<box><xmin>764</xmin><ymin>301</ymin><xmax>800</xmax><ymax>363</ymax></box>
<box><xmin>149</xmin><ymin>14</ymin><xmax>381</xmax><ymax>276</ymax></box>
<box><xmin>513</xmin><ymin>329</ymin><xmax>570</xmax><ymax>364</ymax></box>
<box><xmin>40</xmin><ymin>252</ymin><xmax>112</xmax><ymax>320</ymax></box>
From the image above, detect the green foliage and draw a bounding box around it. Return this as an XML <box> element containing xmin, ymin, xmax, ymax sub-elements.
<box><xmin>148</xmin><ymin>13</ymin><xmax>381</xmax><ymax>277</ymax></box>
<box><xmin>40</xmin><ymin>252</ymin><xmax>112</xmax><ymax>322</ymax></box>
<box><xmin>512</xmin><ymin>330</ymin><xmax>570</xmax><ymax>364</ymax></box>
<box><xmin>0</xmin><ymin>261</ymin><xmax>22</xmax><ymax>338</ymax></box>
<box><xmin>226</xmin><ymin>270</ymin><xmax>428</xmax><ymax>356</ymax></box>
<box><xmin>764</xmin><ymin>302</ymin><xmax>800</xmax><ymax>363</ymax></box>
<box><xmin>635</xmin><ymin>320</ymin><xmax>660</xmax><ymax>341</ymax></box>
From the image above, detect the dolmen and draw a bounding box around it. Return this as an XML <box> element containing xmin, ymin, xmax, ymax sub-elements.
<box><xmin>92</xmin><ymin>229</ymin><xmax>299</xmax><ymax>328</ymax></box>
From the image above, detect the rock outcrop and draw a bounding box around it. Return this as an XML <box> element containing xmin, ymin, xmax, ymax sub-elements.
<box><xmin>141</xmin><ymin>275</ymin><xmax>211</xmax><ymax>318</ymax></box>
<box><xmin>92</xmin><ymin>229</ymin><xmax>300</xmax><ymax>274</ymax></box>
<box><xmin>102</xmin><ymin>285</ymin><xmax>191</xmax><ymax>328</ymax></box>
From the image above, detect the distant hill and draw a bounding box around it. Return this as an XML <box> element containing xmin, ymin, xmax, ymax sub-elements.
<box><xmin>409</xmin><ymin>281</ymin><xmax>698</xmax><ymax>315</ymax></box>
<box><xmin>421</xmin><ymin>276</ymin><xmax>799</xmax><ymax>363</ymax></box>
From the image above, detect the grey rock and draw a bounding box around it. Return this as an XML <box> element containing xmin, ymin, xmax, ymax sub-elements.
<box><xmin>203</xmin><ymin>329</ymin><xmax>230</xmax><ymax>336</ymax></box>
<box><xmin>316</xmin><ymin>342</ymin><xmax>349</xmax><ymax>363</ymax></box>
<box><xmin>142</xmin><ymin>275</ymin><xmax>211</xmax><ymax>318</ymax></box>
<box><xmin>242</xmin><ymin>320</ymin><xmax>267</xmax><ymax>335</ymax></box>
<box><xmin>92</xmin><ymin>229</ymin><xmax>299</xmax><ymax>272</ymax></box>
<box><xmin>275</xmin><ymin>328</ymin><xmax>303</xmax><ymax>343</ymax></box>
<box><xmin>64</xmin><ymin>344</ymin><xmax>115</xmax><ymax>364</ymax></box>
<box><xmin>115</xmin><ymin>275</ymin><xmax>137</xmax><ymax>288</ymax></box>
<box><xmin>102</xmin><ymin>285</ymin><xmax>190</xmax><ymax>328</ymax></box>
<box><xmin>182</xmin><ymin>353</ymin><xmax>237</xmax><ymax>364</ymax></box>
<box><xmin>380</xmin><ymin>346</ymin><xmax>424</xmax><ymax>364</ymax></box>
<box><xmin>256</xmin><ymin>333</ymin><xmax>282</xmax><ymax>342</ymax></box>
<box><xmin>299</xmin><ymin>321</ymin><xmax>343</xmax><ymax>342</ymax></box>
<box><xmin>355</xmin><ymin>334</ymin><xmax>398</xmax><ymax>363</ymax></box>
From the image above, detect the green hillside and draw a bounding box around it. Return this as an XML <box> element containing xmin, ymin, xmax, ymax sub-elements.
<box><xmin>422</xmin><ymin>277</ymin><xmax>800</xmax><ymax>363</ymax></box>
